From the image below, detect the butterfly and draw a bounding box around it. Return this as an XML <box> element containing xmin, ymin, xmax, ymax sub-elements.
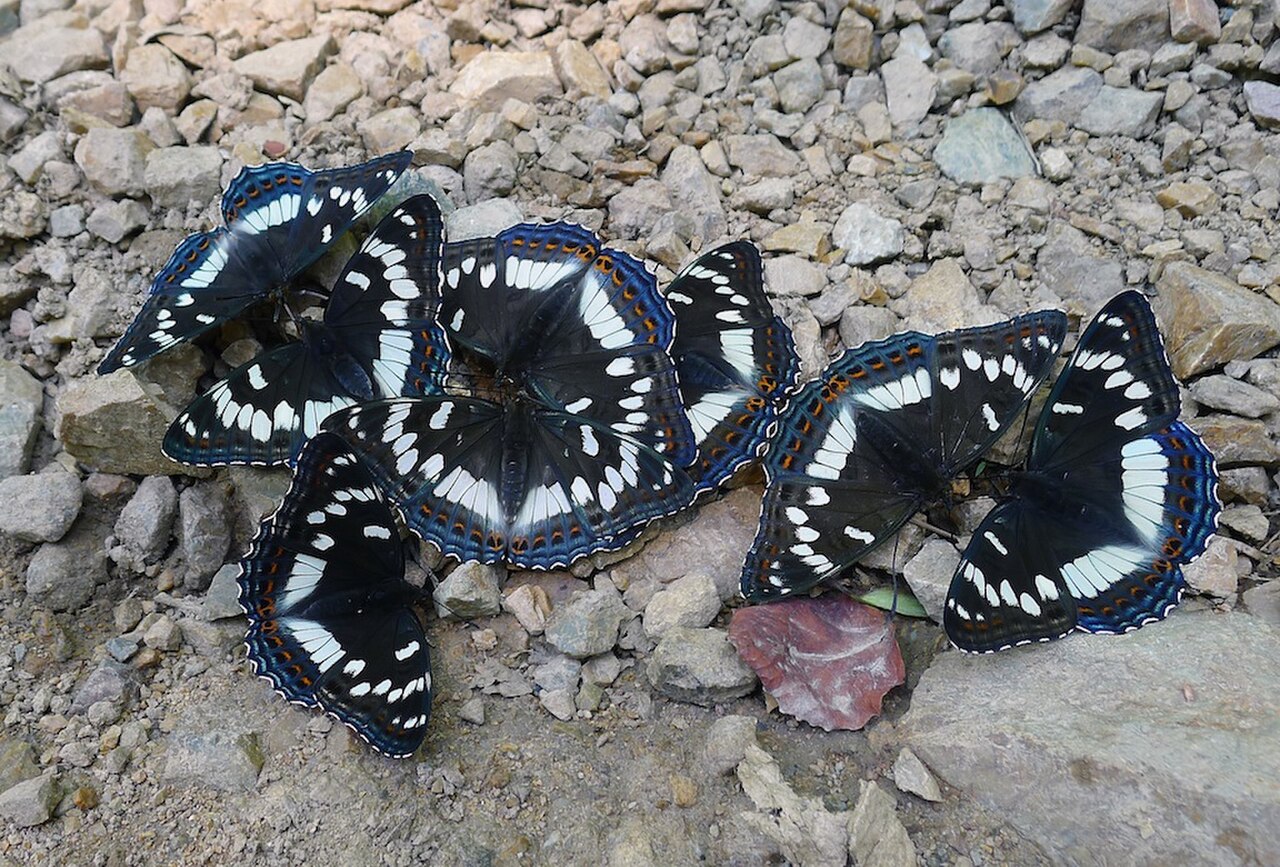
<box><xmin>944</xmin><ymin>291</ymin><xmax>1220</xmax><ymax>652</ymax></box>
<box><xmin>664</xmin><ymin>242</ymin><xmax>800</xmax><ymax>496</ymax></box>
<box><xmin>239</xmin><ymin>431</ymin><xmax>431</xmax><ymax>758</ymax></box>
<box><xmin>98</xmin><ymin>151</ymin><xmax>412</xmax><ymax>374</ymax></box>
<box><xmin>740</xmin><ymin>309</ymin><xmax>1069</xmax><ymax>602</ymax></box>
<box><xmin>323</xmin><ymin>396</ymin><xmax>697</xmax><ymax>570</ymax></box>
<box><xmin>438</xmin><ymin>221</ymin><xmax>696</xmax><ymax>467</ymax></box>
<box><xmin>161</xmin><ymin>194</ymin><xmax>450</xmax><ymax>467</ymax></box>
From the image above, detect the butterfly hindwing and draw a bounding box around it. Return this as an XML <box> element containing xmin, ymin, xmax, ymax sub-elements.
<box><xmin>99</xmin><ymin>152</ymin><xmax>412</xmax><ymax>373</ymax></box>
<box><xmin>239</xmin><ymin>433</ymin><xmax>431</xmax><ymax>756</ymax></box>
<box><xmin>666</xmin><ymin>242</ymin><xmax>801</xmax><ymax>495</ymax></box>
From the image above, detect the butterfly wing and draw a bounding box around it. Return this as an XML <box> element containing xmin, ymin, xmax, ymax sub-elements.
<box><xmin>665</xmin><ymin>242</ymin><xmax>800</xmax><ymax>494</ymax></box>
<box><xmin>324</xmin><ymin>193</ymin><xmax>451</xmax><ymax>398</ymax></box>
<box><xmin>162</xmin><ymin>339</ymin><xmax>359</xmax><ymax>467</ymax></box>
<box><xmin>99</xmin><ymin>153</ymin><xmax>412</xmax><ymax>374</ymax></box>
<box><xmin>238</xmin><ymin>432</ymin><xmax>430</xmax><ymax>759</ymax></box>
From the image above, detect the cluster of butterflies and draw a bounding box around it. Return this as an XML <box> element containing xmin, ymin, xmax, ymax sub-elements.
<box><xmin>98</xmin><ymin>152</ymin><xmax>1219</xmax><ymax>757</ymax></box>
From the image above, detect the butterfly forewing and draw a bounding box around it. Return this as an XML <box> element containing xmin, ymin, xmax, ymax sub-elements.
<box><xmin>666</xmin><ymin>242</ymin><xmax>801</xmax><ymax>495</ymax></box>
<box><xmin>239</xmin><ymin>432</ymin><xmax>431</xmax><ymax>756</ymax></box>
<box><xmin>99</xmin><ymin>152</ymin><xmax>412</xmax><ymax>374</ymax></box>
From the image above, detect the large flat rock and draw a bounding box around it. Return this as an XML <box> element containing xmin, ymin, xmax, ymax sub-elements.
<box><xmin>901</xmin><ymin>611</ymin><xmax>1280</xmax><ymax>866</ymax></box>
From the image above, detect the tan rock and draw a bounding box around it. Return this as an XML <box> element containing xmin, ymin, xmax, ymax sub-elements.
<box><xmin>1192</xmin><ymin>415</ymin><xmax>1280</xmax><ymax>467</ymax></box>
<box><xmin>57</xmin><ymin>373</ymin><xmax>197</xmax><ymax>477</ymax></box>
<box><xmin>1169</xmin><ymin>0</ymin><xmax>1221</xmax><ymax>44</ymax></box>
<box><xmin>832</xmin><ymin>8</ymin><xmax>874</xmax><ymax>70</ymax></box>
<box><xmin>554</xmin><ymin>39</ymin><xmax>611</xmax><ymax>99</ymax></box>
<box><xmin>232</xmin><ymin>35</ymin><xmax>334</xmax><ymax>102</ymax></box>
<box><xmin>1156</xmin><ymin>181</ymin><xmax>1219</xmax><ymax>217</ymax></box>
<box><xmin>121</xmin><ymin>44</ymin><xmax>192</xmax><ymax>113</ymax></box>
<box><xmin>1154</xmin><ymin>262</ymin><xmax>1280</xmax><ymax>378</ymax></box>
<box><xmin>451</xmin><ymin>50</ymin><xmax>563</xmax><ymax>110</ymax></box>
<box><xmin>302</xmin><ymin>61</ymin><xmax>363</xmax><ymax>123</ymax></box>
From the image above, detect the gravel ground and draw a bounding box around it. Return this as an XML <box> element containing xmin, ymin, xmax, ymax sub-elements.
<box><xmin>0</xmin><ymin>0</ymin><xmax>1278</xmax><ymax>864</ymax></box>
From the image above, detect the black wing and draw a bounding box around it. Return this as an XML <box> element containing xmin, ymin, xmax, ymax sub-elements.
<box><xmin>665</xmin><ymin>242</ymin><xmax>800</xmax><ymax>495</ymax></box>
<box><xmin>740</xmin><ymin>311</ymin><xmax>1066</xmax><ymax>602</ymax></box>
<box><xmin>99</xmin><ymin>152</ymin><xmax>411</xmax><ymax>373</ymax></box>
<box><xmin>325</xmin><ymin>397</ymin><xmax>696</xmax><ymax>570</ymax></box>
<box><xmin>238</xmin><ymin>432</ymin><xmax>430</xmax><ymax>757</ymax></box>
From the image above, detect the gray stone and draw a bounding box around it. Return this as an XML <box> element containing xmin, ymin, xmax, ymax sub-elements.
<box><xmin>0</xmin><ymin>772</ymin><xmax>60</xmax><ymax>828</ymax></box>
<box><xmin>939</xmin><ymin>22</ymin><xmax>1003</xmax><ymax>76</ymax></box>
<box><xmin>1151</xmin><ymin>41</ymin><xmax>1198</xmax><ymax>76</ymax></box>
<box><xmin>0</xmin><ymin>360</ymin><xmax>41</xmax><ymax>480</ymax></box>
<box><xmin>660</xmin><ymin>145</ymin><xmax>725</xmax><ymax>241</ymax></box>
<box><xmin>833</xmin><ymin>203</ymin><xmax>904</xmax><ymax>266</ymax></box>
<box><xmin>143</xmin><ymin>616</ymin><xmax>183</xmax><ymax>651</ymax></box>
<box><xmin>445</xmin><ymin>198</ymin><xmax>522</xmax><ymax>241</ymax></box>
<box><xmin>701</xmin><ymin>714</ymin><xmax>759</xmax><ymax>775</ymax></box>
<box><xmin>763</xmin><ymin>254</ymin><xmax>826</xmax><ymax>298</ymax></box>
<box><xmin>73</xmin><ymin>127</ymin><xmax>151</xmax><ymax>196</ymax></box>
<box><xmin>8</xmin><ymin>130</ymin><xmax>61</xmax><ymax>185</ymax></box>
<box><xmin>121</xmin><ymin>44</ymin><xmax>191</xmax><ymax>113</ymax></box>
<box><xmin>463</xmin><ymin>141</ymin><xmax>518</xmax><ymax>203</ymax></box>
<box><xmin>807</xmin><ymin>279</ymin><xmax>859</xmax><ymax>326</ymax></box>
<box><xmin>144</xmin><ymin>146</ymin><xmax>222</xmax><ymax>209</ymax></box>
<box><xmin>180</xmin><ymin>482</ymin><xmax>230</xmax><ymax>591</ymax></box>
<box><xmin>899</xmin><ymin>259</ymin><xmax>1000</xmax><ymax>331</ymax></box>
<box><xmin>737</xmin><ymin>745</ymin><xmax>852</xmax><ymax>865</ymax></box>
<box><xmin>732</xmin><ymin>177</ymin><xmax>794</xmax><ymax>214</ymax></box>
<box><xmin>893</xmin><ymin>747</ymin><xmax>942</xmax><ymax>802</ymax></box>
<box><xmin>434</xmin><ymin>562</ymin><xmax>504</xmax><ymax>619</ymax></box>
<box><xmin>839</xmin><ymin>304</ymin><xmax>900</xmax><ymax>349</ymax></box>
<box><xmin>724</xmin><ymin>133</ymin><xmax>802</xmax><ymax>178</ymax></box>
<box><xmin>782</xmin><ymin>15</ymin><xmax>830</xmax><ymax>60</ymax></box>
<box><xmin>1219</xmin><ymin>505</ymin><xmax>1269</xmax><ymax>543</ymax></box>
<box><xmin>1009</xmin><ymin>0</ymin><xmax>1074</xmax><ymax>33</ymax></box>
<box><xmin>0</xmin><ymin>24</ymin><xmax>106</xmax><ymax>84</ymax></box>
<box><xmin>45</xmin><ymin>265</ymin><xmax>116</xmax><ymax>344</ymax></box>
<box><xmin>1013</xmin><ymin>66</ymin><xmax>1104</xmax><ymax>125</ymax></box>
<box><xmin>163</xmin><ymin>728</ymin><xmax>262</xmax><ymax>793</ymax></box>
<box><xmin>232</xmin><ymin>35</ymin><xmax>333</xmax><ymax>102</ymax></box>
<box><xmin>608</xmin><ymin>179</ymin><xmax>673</xmax><ymax>238</ymax></box>
<box><xmin>1076</xmin><ymin>0</ymin><xmax>1170</xmax><ymax>52</ymax></box>
<box><xmin>86</xmin><ymin>199</ymin><xmax>149</xmax><ymax>244</ymax></box>
<box><xmin>0</xmin><ymin>471</ymin><xmax>81</xmax><ymax>543</ymax></box>
<box><xmin>303</xmin><ymin>61</ymin><xmax>362</xmax><ymax>123</ymax></box>
<box><xmin>358</xmin><ymin>106</ymin><xmax>421</xmax><ymax>153</ymax></box>
<box><xmin>1244</xmin><ymin>81</ymin><xmax>1280</xmax><ymax>131</ymax></box>
<box><xmin>643</xmin><ymin>572</ymin><xmax>721</xmax><ymax>637</ymax></box>
<box><xmin>619</xmin><ymin>14</ymin><xmax>669</xmax><ymax>74</ymax></box>
<box><xmin>104</xmin><ymin>636</ymin><xmax>139</xmax><ymax>662</ymax></box>
<box><xmin>114</xmin><ymin>475</ymin><xmax>177</xmax><ymax>565</ymax></box>
<box><xmin>1242</xmin><ymin>582</ymin><xmax>1280</xmax><ymax>627</ymax></box>
<box><xmin>48</xmin><ymin>204</ymin><xmax>84</xmax><ymax>237</ymax></box>
<box><xmin>0</xmin><ymin>190</ymin><xmax>44</xmax><ymax>239</ymax></box>
<box><xmin>881</xmin><ymin>54</ymin><xmax>936</xmax><ymax>128</ymax></box>
<box><xmin>26</xmin><ymin>527</ymin><xmax>104</xmax><ymax>611</ymax></box>
<box><xmin>1036</xmin><ymin>222</ymin><xmax>1126</xmax><ymax>317</ymax></box>
<box><xmin>902</xmin><ymin>537</ymin><xmax>960</xmax><ymax>621</ymax></box>
<box><xmin>1077</xmin><ymin>86</ymin><xmax>1164</xmax><ymax>138</ymax></box>
<box><xmin>774</xmin><ymin>58</ymin><xmax>823</xmax><ymax>114</ymax></box>
<box><xmin>457</xmin><ymin>697</ymin><xmax>485</xmax><ymax>724</ymax></box>
<box><xmin>0</xmin><ymin>737</ymin><xmax>37</xmax><ymax>794</ymax></box>
<box><xmin>544</xmin><ymin>585</ymin><xmax>630</xmax><ymax>659</ymax></box>
<box><xmin>902</xmin><ymin>612</ymin><xmax>1280</xmax><ymax>865</ymax></box>
<box><xmin>646</xmin><ymin>626</ymin><xmax>758</xmax><ymax>705</ymax></box>
<box><xmin>934</xmin><ymin>108</ymin><xmax>1037</xmax><ymax>185</ymax></box>
<box><xmin>71</xmin><ymin>660</ymin><xmax>137</xmax><ymax>714</ymax></box>
<box><xmin>200</xmin><ymin>564</ymin><xmax>243</xmax><ymax>621</ymax></box>
<box><xmin>1190</xmin><ymin>376</ymin><xmax>1279</xmax><ymax>418</ymax></box>
<box><xmin>450</xmin><ymin>50</ymin><xmax>563</xmax><ymax>110</ymax></box>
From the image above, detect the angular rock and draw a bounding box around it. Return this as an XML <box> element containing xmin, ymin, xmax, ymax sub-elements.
<box><xmin>1013</xmin><ymin>66</ymin><xmax>1104</xmax><ymax>125</ymax></box>
<box><xmin>144</xmin><ymin>145</ymin><xmax>221</xmax><ymax>209</ymax></box>
<box><xmin>180</xmin><ymin>482</ymin><xmax>230</xmax><ymax>590</ymax></box>
<box><xmin>434</xmin><ymin>562</ymin><xmax>503</xmax><ymax>619</ymax></box>
<box><xmin>201</xmin><ymin>564</ymin><xmax>244</xmax><ymax>621</ymax></box>
<box><xmin>1154</xmin><ymin>262</ymin><xmax>1280</xmax><ymax>379</ymax></box>
<box><xmin>544</xmin><ymin>585</ymin><xmax>630</xmax><ymax>659</ymax></box>
<box><xmin>26</xmin><ymin>528</ymin><xmax>105</xmax><ymax>611</ymax></box>
<box><xmin>114</xmin><ymin>475</ymin><xmax>178</xmax><ymax>565</ymax></box>
<box><xmin>763</xmin><ymin>255</ymin><xmax>826</xmax><ymax>298</ymax></box>
<box><xmin>451</xmin><ymin>50</ymin><xmax>563</xmax><ymax>111</ymax></box>
<box><xmin>899</xmin><ymin>259</ymin><xmax>998</xmax><ymax>331</ymax></box>
<box><xmin>1077</xmin><ymin>86</ymin><xmax>1164</xmax><ymax>138</ymax></box>
<box><xmin>0</xmin><ymin>737</ymin><xmax>37</xmax><ymax>793</ymax></box>
<box><xmin>71</xmin><ymin>660</ymin><xmax>137</xmax><ymax>714</ymax></box>
<box><xmin>1193</xmin><ymin>415</ymin><xmax>1280</xmax><ymax>467</ymax></box>
<box><xmin>701</xmin><ymin>714</ymin><xmax>759</xmax><ymax>775</ymax></box>
<box><xmin>1156</xmin><ymin>181</ymin><xmax>1218</xmax><ymax>217</ymax></box>
<box><xmin>0</xmin><ymin>190</ymin><xmax>45</xmax><ymax>239</ymax></box>
<box><xmin>463</xmin><ymin>140</ymin><xmax>518</xmax><ymax>203</ymax></box>
<box><xmin>902</xmin><ymin>537</ymin><xmax>961</xmax><ymax>620</ymax></box>
<box><xmin>833</xmin><ymin>203</ymin><xmax>903</xmax><ymax>266</ymax></box>
<box><xmin>646</xmin><ymin>626</ymin><xmax>757</xmax><ymax>705</ymax></box>
<box><xmin>1189</xmin><ymin>376</ymin><xmax>1279</xmax><ymax>419</ymax></box>
<box><xmin>1076</xmin><ymin>0</ymin><xmax>1170</xmax><ymax>52</ymax></box>
<box><xmin>1009</xmin><ymin>0</ymin><xmax>1074</xmax><ymax>33</ymax></box>
<box><xmin>302</xmin><ymin>61</ymin><xmax>362</xmax><ymax>124</ymax></box>
<box><xmin>73</xmin><ymin>127</ymin><xmax>152</xmax><ymax>196</ymax></box>
<box><xmin>849</xmin><ymin>780</ymin><xmax>918</xmax><ymax>866</ymax></box>
<box><xmin>774</xmin><ymin>58</ymin><xmax>823</xmax><ymax>114</ymax></box>
<box><xmin>1036</xmin><ymin>222</ymin><xmax>1126</xmax><ymax>317</ymax></box>
<box><xmin>934</xmin><ymin>108</ymin><xmax>1036</xmax><ymax>185</ymax></box>
<box><xmin>724</xmin><ymin>133</ymin><xmax>801</xmax><ymax>178</ymax></box>
<box><xmin>86</xmin><ymin>199</ymin><xmax>149</xmax><ymax>244</ymax></box>
<box><xmin>939</xmin><ymin>22</ymin><xmax>1003</xmax><ymax>76</ymax></box>
<box><xmin>893</xmin><ymin>747</ymin><xmax>942</xmax><ymax>802</ymax></box>
<box><xmin>902</xmin><ymin>612</ymin><xmax>1280</xmax><ymax>865</ymax></box>
<box><xmin>1243</xmin><ymin>82</ymin><xmax>1280</xmax><ymax>132</ymax></box>
<box><xmin>833</xmin><ymin>9</ymin><xmax>873</xmax><ymax>69</ymax></box>
<box><xmin>608</xmin><ymin>178</ymin><xmax>672</xmax><ymax>238</ymax></box>
<box><xmin>58</xmin><ymin>372</ymin><xmax>183</xmax><ymax>476</ymax></box>
<box><xmin>554</xmin><ymin>39</ymin><xmax>611</xmax><ymax>99</ymax></box>
<box><xmin>881</xmin><ymin>54</ymin><xmax>936</xmax><ymax>129</ymax></box>
<box><xmin>737</xmin><ymin>745</ymin><xmax>852</xmax><ymax>866</ymax></box>
<box><xmin>643</xmin><ymin>572</ymin><xmax>721</xmax><ymax>637</ymax></box>
<box><xmin>0</xmin><ymin>360</ymin><xmax>42</xmax><ymax>480</ymax></box>
<box><xmin>1169</xmin><ymin>0</ymin><xmax>1221</xmax><ymax>43</ymax></box>
<box><xmin>121</xmin><ymin>44</ymin><xmax>191</xmax><ymax>113</ymax></box>
<box><xmin>660</xmin><ymin>145</ymin><xmax>725</xmax><ymax>241</ymax></box>
<box><xmin>0</xmin><ymin>772</ymin><xmax>60</xmax><ymax>828</ymax></box>
<box><xmin>233</xmin><ymin>35</ymin><xmax>333</xmax><ymax>102</ymax></box>
<box><xmin>8</xmin><ymin>130</ymin><xmax>62</xmax><ymax>186</ymax></box>
<box><xmin>503</xmin><ymin>582</ymin><xmax>551</xmax><ymax>635</ymax></box>
<box><xmin>839</xmin><ymin>304</ymin><xmax>899</xmax><ymax>349</ymax></box>
<box><xmin>0</xmin><ymin>24</ymin><xmax>106</xmax><ymax>84</ymax></box>
<box><xmin>445</xmin><ymin>199</ymin><xmax>522</xmax><ymax>241</ymax></box>
<box><xmin>0</xmin><ymin>471</ymin><xmax>82</xmax><ymax>543</ymax></box>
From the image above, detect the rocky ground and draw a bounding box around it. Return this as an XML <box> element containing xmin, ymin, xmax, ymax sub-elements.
<box><xmin>0</xmin><ymin>0</ymin><xmax>1278</xmax><ymax>864</ymax></box>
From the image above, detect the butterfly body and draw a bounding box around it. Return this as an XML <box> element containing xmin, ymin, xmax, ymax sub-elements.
<box><xmin>944</xmin><ymin>292</ymin><xmax>1220</xmax><ymax>653</ymax></box>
